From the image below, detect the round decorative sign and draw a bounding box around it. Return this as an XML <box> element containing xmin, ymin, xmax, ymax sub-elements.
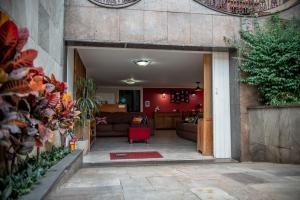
<box><xmin>193</xmin><ymin>0</ymin><xmax>298</xmax><ymax>16</ymax></box>
<box><xmin>88</xmin><ymin>0</ymin><xmax>141</xmax><ymax>8</ymax></box>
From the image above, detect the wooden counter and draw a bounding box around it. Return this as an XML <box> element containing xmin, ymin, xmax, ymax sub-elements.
<box><xmin>98</xmin><ymin>104</ymin><xmax>127</xmax><ymax>112</ymax></box>
<box><xmin>154</xmin><ymin>112</ymin><xmax>182</xmax><ymax>129</ymax></box>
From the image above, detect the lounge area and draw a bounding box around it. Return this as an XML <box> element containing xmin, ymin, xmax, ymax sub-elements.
<box><xmin>71</xmin><ymin>47</ymin><xmax>213</xmax><ymax>163</ymax></box>
<box><xmin>79</xmin><ymin>106</ymin><xmax>209</xmax><ymax>164</ymax></box>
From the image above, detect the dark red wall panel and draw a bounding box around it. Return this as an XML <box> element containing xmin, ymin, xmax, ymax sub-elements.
<box><xmin>143</xmin><ymin>88</ymin><xmax>203</xmax><ymax>118</ymax></box>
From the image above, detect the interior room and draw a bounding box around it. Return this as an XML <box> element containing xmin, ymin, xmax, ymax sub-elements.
<box><xmin>70</xmin><ymin>47</ymin><xmax>213</xmax><ymax>163</ymax></box>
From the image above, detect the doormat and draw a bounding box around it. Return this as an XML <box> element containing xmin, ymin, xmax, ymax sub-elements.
<box><xmin>110</xmin><ymin>151</ymin><xmax>163</xmax><ymax>160</ymax></box>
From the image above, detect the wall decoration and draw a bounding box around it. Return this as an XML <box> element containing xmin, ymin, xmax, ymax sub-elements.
<box><xmin>170</xmin><ymin>90</ymin><xmax>190</xmax><ymax>103</ymax></box>
<box><xmin>193</xmin><ymin>0</ymin><xmax>297</xmax><ymax>16</ymax></box>
<box><xmin>143</xmin><ymin>88</ymin><xmax>204</xmax><ymax>118</ymax></box>
<box><xmin>88</xmin><ymin>0</ymin><xmax>141</xmax><ymax>8</ymax></box>
<box><xmin>145</xmin><ymin>100</ymin><xmax>150</xmax><ymax>108</ymax></box>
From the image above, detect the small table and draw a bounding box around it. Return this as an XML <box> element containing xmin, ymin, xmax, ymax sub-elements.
<box><xmin>128</xmin><ymin>127</ymin><xmax>150</xmax><ymax>144</ymax></box>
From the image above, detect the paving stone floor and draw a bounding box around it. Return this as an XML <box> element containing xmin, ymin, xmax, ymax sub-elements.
<box><xmin>84</xmin><ymin>130</ymin><xmax>213</xmax><ymax>164</ymax></box>
<box><xmin>47</xmin><ymin>162</ymin><xmax>300</xmax><ymax>200</ymax></box>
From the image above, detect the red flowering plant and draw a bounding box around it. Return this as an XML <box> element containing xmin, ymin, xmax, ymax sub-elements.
<box><xmin>0</xmin><ymin>11</ymin><xmax>79</xmax><ymax>175</ymax></box>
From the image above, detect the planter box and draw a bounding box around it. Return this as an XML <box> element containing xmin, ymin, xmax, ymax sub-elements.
<box><xmin>76</xmin><ymin>140</ymin><xmax>89</xmax><ymax>155</ymax></box>
<box><xmin>21</xmin><ymin>150</ymin><xmax>83</xmax><ymax>200</ymax></box>
<box><xmin>248</xmin><ymin>106</ymin><xmax>300</xmax><ymax>164</ymax></box>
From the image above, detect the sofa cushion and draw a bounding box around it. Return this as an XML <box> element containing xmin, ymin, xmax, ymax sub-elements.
<box><xmin>112</xmin><ymin>123</ymin><xmax>129</xmax><ymax>132</ymax></box>
<box><xmin>96</xmin><ymin>116</ymin><xmax>108</xmax><ymax>125</ymax></box>
<box><xmin>97</xmin><ymin>124</ymin><xmax>113</xmax><ymax>132</ymax></box>
<box><xmin>96</xmin><ymin>112</ymin><xmax>114</xmax><ymax>124</ymax></box>
<box><xmin>132</xmin><ymin>116</ymin><xmax>143</xmax><ymax>124</ymax></box>
<box><xmin>111</xmin><ymin>112</ymin><xmax>131</xmax><ymax>124</ymax></box>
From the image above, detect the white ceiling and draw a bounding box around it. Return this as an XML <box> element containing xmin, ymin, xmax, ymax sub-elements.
<box><xmin>77</xmin><ymin>47</ymin><xmax>204</xmax><ymax>88</ymax></box>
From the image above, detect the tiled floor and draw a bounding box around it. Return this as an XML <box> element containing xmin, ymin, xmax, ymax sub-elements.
<box><xmin>47</xmin><ymin>162</ymin><xmax>300</xmax><ymax>200</ymax></box>
<box><xmin>83</xmin><ymin>130</ymin><xmax>213</xmax><ymax>164</ymax></box>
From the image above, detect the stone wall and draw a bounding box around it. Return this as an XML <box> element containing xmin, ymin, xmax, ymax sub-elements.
<box><xmin>0</xmin><ymin>0</ymin><xmax>65</xmax><ymax>81</ymax></box>
<box><xmin>248</xmin><ymin>106</ymin><xmax>300</xmax><ymax>164</ymax></box>
<box><xmin>64</xmin><ymin>0</ymin><xmax>300</xmax><ymax>48</ymax></box>
<box><xmin>64</xmin><ymin>0</ymin><xmax>241</xmax><ymax>47</ymax></box>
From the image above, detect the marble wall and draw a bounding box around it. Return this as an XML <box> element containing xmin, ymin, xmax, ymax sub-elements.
<box><xmin>64</xmin><ymin>0</ymin><xmax>300</xmax><ymax>48</ymax></box>
<box><xmin>0</xmin><ymin>0</ymin><xmax>65</xmax><ymax>81</ymax></box>
<box><xmin>64</xmin><ymin>0</ymin><xmax>241</xmax><ymax>47</ymax></box>
<box><xmin>248</xmin><ymin>106</ymin><xmax>300</xmax><ymax>164</ymax></box>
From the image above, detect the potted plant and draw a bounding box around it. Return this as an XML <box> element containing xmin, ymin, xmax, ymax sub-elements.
<box><xmin>74</xmin><ymin>78</ymin><xmax>97</xmax><ymax>153</ymax></box>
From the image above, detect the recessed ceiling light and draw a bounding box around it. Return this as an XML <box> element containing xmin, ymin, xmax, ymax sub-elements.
<box><xmin>133</xmin><ymin>59</ymin><xmax>151</xmax><ymax>67</ymax></box>
<box><xmin>122</xmin><ymin>78</ymin><xmax>137</xmax><ymax>85</ymax></box>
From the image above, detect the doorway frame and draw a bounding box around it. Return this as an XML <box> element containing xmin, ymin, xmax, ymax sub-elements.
<box><xmin>64</xmin><ymin>41</ymin><xmax>236</xmax><ymax>159</ymax></box>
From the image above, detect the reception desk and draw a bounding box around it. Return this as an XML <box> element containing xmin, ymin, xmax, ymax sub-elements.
<box><xmin>154</xmin><ymin>112</ymin><xmax>182</xmax><ymax>129</ymax></box>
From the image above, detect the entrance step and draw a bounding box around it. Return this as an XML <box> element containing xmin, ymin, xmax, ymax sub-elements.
<box><xmin>83</xmin><ymin>158</ymin><xmax>238</xmax><ymax>168</ymax></box>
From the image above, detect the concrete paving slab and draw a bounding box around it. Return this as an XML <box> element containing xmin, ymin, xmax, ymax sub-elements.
<box><xmin>47</xmin><ymin>163</ymin><xmax>300</xmax><ymax>200</ymax></box>
<box><xmin>250</xmin><ymin>183</ymin><xmax>300</xmax><ymax>200</ymax></box>
<box><xmin>147</xmin><ymin>176</ymin><xmax>186</xmax><ymax>190</ymax></box>
<box><xmin>191</xmin><ymin>187</ymin><xmax>237</xmax><ymax>200</ymax></box>
<box><xmin>222</xmin><ymin>173</ymin><xmax>267</xmax><ymax>184</ymax></box>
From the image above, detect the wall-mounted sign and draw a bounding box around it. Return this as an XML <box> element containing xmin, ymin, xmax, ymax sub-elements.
<box><xmin>88</xmin><ymin>0</ymin><xmax>141</xmax><ymax>8</ymax></box>
<box><xmin>193</xmin><ymin>0</ymin><xmax>298</xmax><ymax>16</ymax></box>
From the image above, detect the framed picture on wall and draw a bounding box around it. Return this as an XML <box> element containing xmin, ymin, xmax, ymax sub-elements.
<box><xmin>145</xmin><ymin>100</ymin><xmax>150</xmax><ymax>108</ymax></box>
<box><xmin>170</xmin><ymin>90</ymin><xmax>189</xmax><ymax>103</ymax></box>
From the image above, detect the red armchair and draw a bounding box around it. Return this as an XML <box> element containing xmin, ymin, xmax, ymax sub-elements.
<box><xmin>128</xmin><ymin>127</ymin><xmax>150</xmax><ymax>144</ymax></box>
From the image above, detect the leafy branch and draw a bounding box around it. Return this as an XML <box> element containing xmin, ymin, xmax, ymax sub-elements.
<box><xmin>226</xmin><ymin>15</ymin><xmax>300</xmax><ymax>105</ymax></box>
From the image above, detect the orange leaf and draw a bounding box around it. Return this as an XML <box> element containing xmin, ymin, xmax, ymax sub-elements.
<box><xmin>29</xmin><ymin>75</ymin><xmax>45</xmax><ymax>92</ymax></box>
<box><xmin>47</xmin><ymin>92</ymin><xmax>60</xmax><ymax>107</ymax></box>
<box><xmin>61</xmin><ymin>109</ymin><xmax>71</xmax><ymax>117</ymax></box>
<box><xmin>0</xmin><ymin>20</ymin><xmax>19</xmax><ymax>63</ymax></box>
<box><xmin>7</xmin><ymin>119</ymin><xmax>27</xmax><ymax>128</ymax></box>
<box><xmin>0</xmin><ymin>68</ymin><xmax>8</xmax><ymax>83</ymax></box>
<box><xmin>0</xmin><ymin>11</ymin><xmax>9</xmax><ymax>28</ymax></box>
<box><xmin>13</xmin><ymin>49</ymin><xmax>37</xmax><ymax>69</ymax></box>
<box><xmin>0</xmin><ymin>79</ymin><xmax>32</xmax><ymax>96</ymax></box>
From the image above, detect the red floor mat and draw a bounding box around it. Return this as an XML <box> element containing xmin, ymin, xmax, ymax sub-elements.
<box><xmin>110</xmin><ymin>151</ymin><xmax>163</xmax><ymax>160</ymax></box>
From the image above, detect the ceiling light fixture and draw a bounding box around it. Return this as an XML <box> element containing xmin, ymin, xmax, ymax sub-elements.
<box><xmin>133</xmin><ymin>59</ymin><xmax>151</xmax><ymax>67</ymax></box>
<box><xmin>195</xmin><ymin>82</ymin><xmax>201</xmax><ymax>92</ymax></box>
<box><xmin>123</xmin><ymin>78</ymin><xmax>137</xmax><ymax>85</ymax></box>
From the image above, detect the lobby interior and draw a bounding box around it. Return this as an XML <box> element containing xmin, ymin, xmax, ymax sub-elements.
<box><xmin>69</xmin><ymin>46</ymin><xmax>215</xmax><ymax>164</ymax></box>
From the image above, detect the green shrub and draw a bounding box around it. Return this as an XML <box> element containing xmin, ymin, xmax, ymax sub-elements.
<box><xmin>236</xmin><ymin>15</ymin><xmax>300</xmax><ymax>105</ymax></box>
<box><xmin>0</xmin><ymin>147</ymin><xmax>69</xmax><ymax>200</ymax></box>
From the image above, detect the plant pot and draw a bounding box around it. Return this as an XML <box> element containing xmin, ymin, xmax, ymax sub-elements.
<box><xmin>74</xmin><ymin>119</ymin><xmax>91</xmax><ymax>140</ymax></box>
<box><xmin>75</xmin><ymin>140</ymin><xmax>89</xmax><ymax>155</ymax></box>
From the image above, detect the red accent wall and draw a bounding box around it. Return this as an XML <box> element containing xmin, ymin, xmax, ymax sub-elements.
<box><xmin>143</xmin><ymin>88</ymin><xmax>203</xmax><ymax>118</ymax></box>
